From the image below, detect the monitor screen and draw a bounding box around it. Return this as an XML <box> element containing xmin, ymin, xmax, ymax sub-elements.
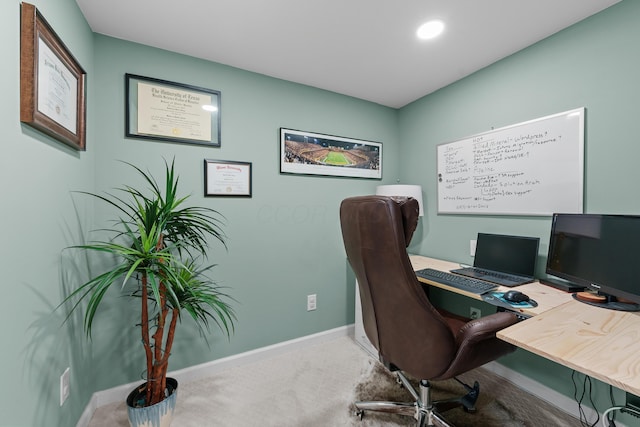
<box><xmin>547</xmin><ymin>213</ymin><xmax>640</xmax><ymax>305</ymax></box>
<box><xmin>474</xmin><ymin>233</ymin><xmax>539</xmax><ymax>277</ymax></box>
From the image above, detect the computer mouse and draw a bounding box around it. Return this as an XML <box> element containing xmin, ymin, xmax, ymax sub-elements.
<box><xmin>503</xmin><ymin>290</ymin><xmax>530</xmax><ymax>303</ymax></box>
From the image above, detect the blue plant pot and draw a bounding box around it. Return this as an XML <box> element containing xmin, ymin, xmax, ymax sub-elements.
<box><xmin>126</xmin><ymin>377</ymin><xmax>178</xmax><ymax>427</ymax></box>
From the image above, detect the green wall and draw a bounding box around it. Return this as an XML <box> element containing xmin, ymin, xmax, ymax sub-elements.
<box><xmin>0</xmin><ymin>0</ymin><xmax>96</xmax><ymax>425</ymax></box>
<box><xmin>1</xmin><ymin>0</ymin><xmax>398</xmax><ymax>425</ymax></box>
<box><xmin>87</xmin><ymin>35</ymin><xmax>400</xmax><ymax>390</ymax></box>
<box><xmin>398</xmin><ymin>1</ymin><xmax>638</xmax><ymax>424</ymax></box>
<box><xmin>1</xmin><ymin>0</ymin><xmax>637</xmax><ymax>425</ymax></box>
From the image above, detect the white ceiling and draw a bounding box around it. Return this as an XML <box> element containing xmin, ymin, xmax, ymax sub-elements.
<box><xmin>75</xmin><ymin>0</ymin><xmax>620</xmax><ymax>108</ymax></box>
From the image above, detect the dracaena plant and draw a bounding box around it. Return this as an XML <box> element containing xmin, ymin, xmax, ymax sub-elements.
<box><xmin>62</xmin><ymin>159</ymin><xmax>236</xmax><ymax>406</ymax></box>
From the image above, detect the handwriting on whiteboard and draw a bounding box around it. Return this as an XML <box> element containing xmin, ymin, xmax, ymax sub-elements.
<box><xmin>437</xmin><ymin>108</ymin><xmax>584</xmax><ymax>215</ymax></box>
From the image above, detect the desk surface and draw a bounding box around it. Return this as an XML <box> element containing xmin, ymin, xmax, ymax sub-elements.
<box><xmin>498</xmin><ymin>300</ymin><xmax>640</xmax><ymax>396</ymax></box>
<box><xmin>410</xmin><ymin>254</ymin><xmax>640</xmax><ymax>397</ymax></box>
<box><xmin>409</xmin><ymin>255</ymin><xmax>573</xmax><ymax>317</ymax></box>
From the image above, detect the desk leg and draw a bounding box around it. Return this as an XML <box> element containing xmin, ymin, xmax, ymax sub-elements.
<box><xmin>355</xmin><ymin>282</ymin><xmax>377</xmax><ymax>358</ymax></box>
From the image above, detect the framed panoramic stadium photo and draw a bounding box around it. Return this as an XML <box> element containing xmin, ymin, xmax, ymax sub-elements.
<box><xmin>279</xmin><ymin>128</ymin><xmax>382</xmax><ymax>179</ymax></box>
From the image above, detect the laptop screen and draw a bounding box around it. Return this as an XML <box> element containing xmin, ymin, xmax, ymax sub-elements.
<box><xmin>473</xmin><ymin>233</ymin><xmax>539</xmax><ymax>277</ymax></box>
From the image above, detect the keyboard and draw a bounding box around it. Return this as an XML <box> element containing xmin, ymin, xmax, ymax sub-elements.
<box><xmin>450</xmin><ymin>267</ymin><xmax>533</xmax><ymax>287</ymax></box>
<box><xmin>415</xmin><ymin>268</ymin><xmax>497</xmax><ymax>294</ymax></box>
<box><xmin>477</xmin><ymin>269</ymin><xmax>523</xmax><ymax>281</ymax></box>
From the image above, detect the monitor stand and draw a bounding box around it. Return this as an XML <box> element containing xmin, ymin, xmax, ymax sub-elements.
<box><xmin>539</xmin><ymin>277</ymin><xmax>585</xmax><ymax>293</ymax></box>
<box><xmin>573</xmin><ymin>292</ymin><xmax>640</xmax><ymax>312</ymax></box>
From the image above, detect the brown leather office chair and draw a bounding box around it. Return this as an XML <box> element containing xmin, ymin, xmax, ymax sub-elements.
<box><xmin>340</xmin><ymin>195</ymin><xmax>520</xmax><ymax>427</ymax></box>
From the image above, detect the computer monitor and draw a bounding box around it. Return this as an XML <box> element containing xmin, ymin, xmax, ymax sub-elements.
<box><xmin>546</xmin><ymin>213</ymin><xmax>640</xmax><ymax>311</ymax></box>
<box><xmin>474</xmin><ymin>233</ymin><xmax>539</xmax><ymax>278</ymax></box>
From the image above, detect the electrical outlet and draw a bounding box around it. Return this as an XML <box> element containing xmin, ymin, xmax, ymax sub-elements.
<box><xmin>60</xmin><ymin>367</ymin><xmax>70</xmax><ymax>406</ymax></box>
<box><xmin>470</xmin><ymin>307</ymin><xmax>481</xmax><ymax>320</ymax></box>
<box><xmin>470</xmin><ymin>239</ymin><xmax>477</xmax><ymax>257</ymax></box>
<box><xmin>307</xmin><ymin>294</ymin><xmax>317</xmax><ymax>311</ymax></box>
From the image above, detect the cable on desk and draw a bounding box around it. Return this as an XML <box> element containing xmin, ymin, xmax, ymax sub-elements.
<box><xmin>602</xmin><ymin>406</ymin><xmax>640</xmax><ymax>427</ymax></box>
<box><xmin>601</xmin><ymin>407</ymin><xmax>622</xmax><ymax>427</ymax></box>
<box><xmin>572</xmin><ymin>371</ymin><xmax>600</xmax><ymax>427</ymax></box>
<box><xmin>606</xmin><ymin>385</ymin><xmax>617</xmax><ymax>427</ymax></box>
<box><xmin>573</xmin><ymin>371</ymin><xmax>639</xmax><ymax>427</ymax></box>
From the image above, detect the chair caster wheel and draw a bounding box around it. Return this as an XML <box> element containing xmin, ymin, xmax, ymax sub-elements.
<box><xmin>355</xmin><ymin>410</ymin><xmax>365</xmax><ymax>420</ymax></box>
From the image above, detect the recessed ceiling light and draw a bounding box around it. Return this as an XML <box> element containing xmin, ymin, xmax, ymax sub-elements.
<box><xmin>417</xmin><ymin>20</ymin><xmax>445</xmax><ymax>40</ymax></box>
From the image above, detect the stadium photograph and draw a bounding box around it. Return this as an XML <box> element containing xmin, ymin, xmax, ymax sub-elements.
<box><xmin>280</xmin><ymin>128</ymin><xmax>382</xmax><ymax>179</ymax></box>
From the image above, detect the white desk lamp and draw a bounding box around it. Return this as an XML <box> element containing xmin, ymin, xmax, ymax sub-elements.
<box><xmin>376</xmin><ymin>184</ymin><xmax>424</xmax><ymax>216</ymax></box>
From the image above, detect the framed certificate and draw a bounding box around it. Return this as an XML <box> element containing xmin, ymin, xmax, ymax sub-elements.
<box><xmin>126</xmin><ymin>74</ymin><xmax>221</xmax><ymax>147</ymax></box>
<box><xmin>20</xmin><ymin>2</ymin><xmax>87</xmax><ymax>151</ymax></box>
<box><xmin>204</xmin><ymin>159</ymin><xmax>252</xmax><ymax>197</ymax></box>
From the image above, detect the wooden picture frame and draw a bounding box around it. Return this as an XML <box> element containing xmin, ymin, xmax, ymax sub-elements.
<box><xmin>126</xmin><ymin>74</ymin><xmax>221</xmax><ymax>147</ymax></box>
<box><xmin>204</xmin><ymin>159</ymin><xmax>252</xmax><ymax>197</ymax></box>
<box><xmin>20</xmin><ymin>2</ymin><xmax>87</xmax><ymax>151</ymax></box>
<box><xmin>280</xmin><ymin>128</ymin><xmax>382</xmax><ymax>179</ymax></box>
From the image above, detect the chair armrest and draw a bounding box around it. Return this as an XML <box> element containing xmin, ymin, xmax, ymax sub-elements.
<box><xmin>455</xmin><ymin>311</ymin><xmax>520</xmax><ymax>347</ymax></box>
<box><xmin>435</xmin><ymin>311</ymin><xmax>520</xmax><ymax>380</ymax></box>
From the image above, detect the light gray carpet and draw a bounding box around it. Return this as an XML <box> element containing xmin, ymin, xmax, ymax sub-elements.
<box><xmin>87</xmin><ymin>336</ymin><xmax>579</xmax><ymax>426</ymax></box>
<box><xmin>352</xmin><ymin>360</ymin><xmax>579</xmax><ymax>426</ymax></box>
<box><xmin>88</xmin><ymin>336</ymin><xmax>368</xmax><ymax>426</ymax></box>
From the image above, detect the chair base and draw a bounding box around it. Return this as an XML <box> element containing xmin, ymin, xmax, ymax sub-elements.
<box><xmin>354</xmin><ymin>371</ymin><xmax>480</xmax><ymax>427</ymax></box>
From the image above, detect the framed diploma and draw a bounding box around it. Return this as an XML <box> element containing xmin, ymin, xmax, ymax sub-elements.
<box><xmin>20</xmin><ymin>2</ymin><xmax>87</xmax><ymax>151</ymax></box>
<box><xmin>204</xmin><ymin>159</ymin><xmax>252</xmax><ymax>197</ymax></box>
<box><xmin>126</xmin><ymin>74</ymin><xmax>221</xmax><ymax>147</ymax></box>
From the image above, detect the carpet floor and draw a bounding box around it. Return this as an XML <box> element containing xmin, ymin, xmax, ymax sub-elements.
<box><xmin>87</xmin><ymin>335</ymin><xmax>579</xmax><ymax>426</ymax></box>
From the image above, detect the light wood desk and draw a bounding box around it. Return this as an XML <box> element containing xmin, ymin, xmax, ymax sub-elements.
<box><xmin>409</xmin><ymin>255</ymin><xmax>640</xmax><ymax>397</ymax></box>
<box><xmin>409</xmin><ymin>255</ymin><xmax>573</xmax><ymax>317</ymax></box>
<box><xmin>498</xmin><ymin>300</ymin><xmax>640</xmax><ymax>397</ymax></box>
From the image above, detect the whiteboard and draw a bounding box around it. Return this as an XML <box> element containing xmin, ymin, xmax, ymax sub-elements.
<box><xmin>437</xmin><ymin>108</ymin><xmax>584</xmax><ymax>216</ymax></box>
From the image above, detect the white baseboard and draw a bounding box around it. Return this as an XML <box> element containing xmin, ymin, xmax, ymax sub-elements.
<box><xmin>75</xmin><ymin>399</ymin><xmax>97</xmax><ymax>427</ymax></box>
<box><xmin>75</xmin><ymin>325</ymin><xmax>354</xmax><ymax>427</ymax></box>
<box><xmin>77</xmin><ymin>325</ymin><xmax>622</xmax><ymax>427</ymax></box>
<box><xmin>484</xmin><ymin>361</ymin><xmax>627</xmax><ymax>427</ymax></box>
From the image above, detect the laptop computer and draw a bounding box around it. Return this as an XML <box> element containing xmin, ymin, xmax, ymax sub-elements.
<box><xmin>450</xmin><ymin>233</ymin><xmax>540</xmax><ymax>287</ymax></box>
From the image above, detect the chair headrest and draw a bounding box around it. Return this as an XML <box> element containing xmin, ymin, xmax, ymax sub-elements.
<box><xmin>342</xmin><ymin>195</ymin><xmax>419</xmax><ymax>246</ymax></box>
<box><xmin>388</xmin><ymin>196</ymin><xmax>419</xmax><ymax>246</ymax></box>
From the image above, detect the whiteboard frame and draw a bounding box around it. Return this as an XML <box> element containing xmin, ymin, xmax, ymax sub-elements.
<box><xmin>436</xmin><ymin>107</ymin><xmax>585</xmax><ymax>216</ymax></box>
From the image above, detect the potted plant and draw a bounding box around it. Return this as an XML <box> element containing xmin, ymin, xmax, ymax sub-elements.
<box><xmin>62</xmin><ymin>160</ymin><xmax>236</xmax><ymax>427</ymax></box>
